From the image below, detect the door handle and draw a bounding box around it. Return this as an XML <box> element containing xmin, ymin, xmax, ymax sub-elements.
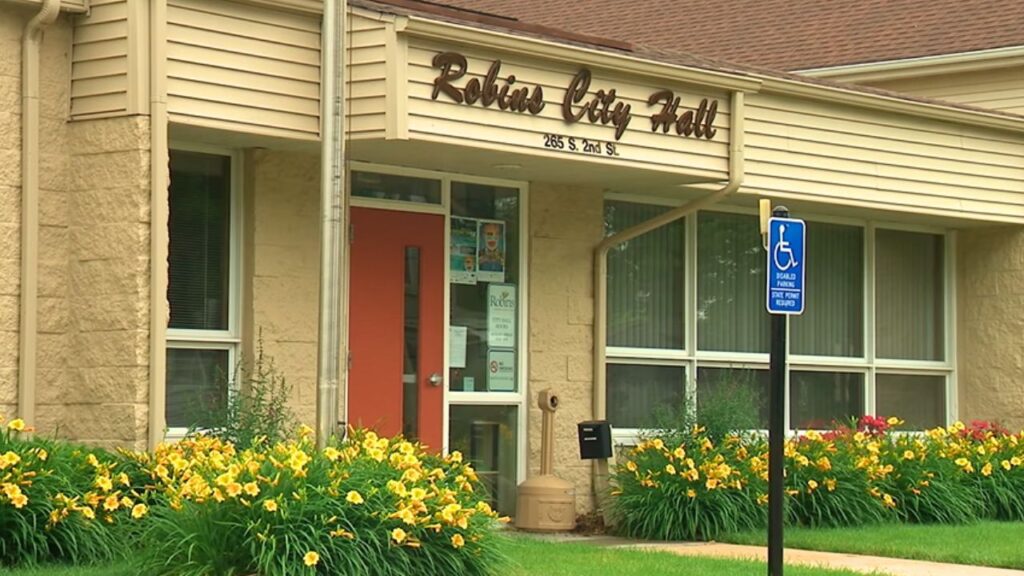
<box><xmin>428</xmin><ymin>373</ymin><xmax>444</xmax><ymax>387</ymax></box>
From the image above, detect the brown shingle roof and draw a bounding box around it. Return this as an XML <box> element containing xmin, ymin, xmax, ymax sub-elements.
<box><xmin>404</xmin><ymin>0</ymin><xmax>1024</xmax><ymax>71</ymax></box>
<box><xmin>354</xmin><ymin>0</ymin><xmax>1024</xmax><ymax>125</ymax></box>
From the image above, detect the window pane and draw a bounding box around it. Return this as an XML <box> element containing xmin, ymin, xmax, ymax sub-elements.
<box><xmin>606</xmin><ymin>364</ymin><xmax>685</xmax><ymax>429</ymax></box>
<box><xmin>876</xmin><ymin>374</ymin><xmax>946</xmax><ymax>430</ymax></box>
<box><xmin>168</xmin><ymin>151</ymin><xmax>231</xmax><ymax>330</ymax></box>
<box><xmin>697</xmin><ymin>212</ymin><xmax>768</xmax><ymax>353</ymax></box>
<box><xmin>605</xmin><ymin>201</ymin><xmax>684</xmax><ymax>349</ymax></box>
<box><xmin>166</xmin><ymin>348</ymin><xmax>229</xmax><ymax>429</ymax></box>
<box><xmin>791</xmin><ymin>222</ymin><xmax>864</xmax><ymax>357</ymax></box>
<box><xmin>351</xmin><ymin>171</ymin><xmax>441</xmax><ymax>204</ymax></box>
<box><xmin>697</xmin><ymin>367</ymin><xmax>769</xmax><ymax>429</ymax></box>
<box><xmin>448</xmin><ymin>183</ymin><xmax>520</xmax><ymax>393</ymax></box>
<box><xmin>449</xmin><ymin>405</ymin><xmax>518</xmax><ymax>515</ymax></box>
<box><xmin>876</xmin><ymin>229</ymin><xmax>945</xmax><ymax>361</ymax></box>
<box><xmin>790</xmin><ymin>371</ymin><xmax>864</xmax><ymax>429</ymax></box>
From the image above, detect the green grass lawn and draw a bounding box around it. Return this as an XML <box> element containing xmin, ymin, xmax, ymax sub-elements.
<box><xmin>0</xmin><ymin>538</ymin><xmax>865</xmax><ymax>576</ymax></box>
<box><xmin>720</xmin><ymin>520</ymin><xmax>1024</xmax><ymax>569</ymax></box>
<box><xmin>504</xmin><ymin>537</ymin><xmax>865</xmax><ymax>576</ymax></box>
<box><xmin>0</xmin><ymin>566</ymin><xmax>134</xmax><ymax>576</ymax></box>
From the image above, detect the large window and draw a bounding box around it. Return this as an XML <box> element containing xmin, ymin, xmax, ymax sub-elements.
<box><xmin>605</xmin><ymin>199</ymin><xmax>951</xmax><ymax>434</ymax></box>
<box><xmin>166</xmin><ymin>149</ymin><xmax>239</xmax><ymax>433</ymax></box>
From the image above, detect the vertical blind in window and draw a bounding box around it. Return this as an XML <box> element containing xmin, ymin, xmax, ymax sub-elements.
<box><xmin>697</xmin><ymin>212</ymin><xmax>768</xmax><ymax>353</ymax></box>
<box><xmin>605</xmin><ymin>201</ymin><xmax>684</xmax><ymax>349</ymax></box>
<box><xmin>168</xmin><ymin>151</ymin><xmax>231</xmax><ymax>331</ymax></box>
<box><xmin>606</xmin><ymin>364</ymin><xmax>685</xmax><ymax>428</ymax></box>
<box><xmin>791</xmin><ymin>222</ymin><xmax>864</xmax><ymax>357</ymax></box>
<box><xmin>876</xmin><ymin>230</ymin><xmax>945</xmax><ymax>361</ymax></box>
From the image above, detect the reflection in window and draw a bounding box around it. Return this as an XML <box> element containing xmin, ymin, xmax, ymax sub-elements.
<box><xmin>791</xmin><ymin>222</ymin><xmax>864</xmax><ymax>357</ymax></box>
<box><xmin>606</xmin><ymin>364</ymin><xmax>685</xmax><ymax>429</ymax></box>
<box><xmin>697</xmin><ymin>367</ymin><xmax>769</xmax><ymax>429</ymax></box>
<box><xmin>351</xmin><ymin>171</ymin><xmax>441</xmax><ymax>204</ymax></box>
<box><xmin>449</xmin><ymin>405</ymin><xmax>518</xmax><ymax>515</ymax></box>
<box><xmin>697</xmin><ymin>212</ymin><xmax>769</xmax><ymax>353</ymax></box>
<box><xmin>168</xmin><ymin>151</ymin><xmax>231</xmax><ymax>331</ymax></box>
<box><xmin>166</xmin><ymin>348</ymin><xmax>229</xmax><ymax>429</ymax></box>
<box><xmin>876</xmin><ymin>229</ymin><xmax>945</xmax><ymax>361</ymax></box>
<box><xmin>605</xmin><ymin>201</ymin><xmax>684</xmax><ymax>349</ymax></box>
<box><xmin>876</xmin><ymin>374</ymin><xmax>945</xmax><ymax>430</ymax></box>
<box><xmin>790</xmin><ymin>371</ymin><xmax>864</xmax><ymax>429</ymax></box>
<box><xmin>448</xmin><ymin>183</ymin><xmax>520</xmax><ymax>393</ymax></box>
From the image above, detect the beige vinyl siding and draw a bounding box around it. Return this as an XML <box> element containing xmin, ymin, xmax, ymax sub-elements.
<box><xmin>865</xmin><ymin>66</ymin><xmax>1024</xmax><ymax>116</ymax></box>
<box><xmin>166</xmin><ymin>0</ymin><xmax>321</xmax><ymax>140</ymax></box>
<box><xmin>743</xmin><ymin>92</ymin><xmax>1024</xmax><ymax>222</ymax></box>
<box><xmin>403</xmin><ymin>39</ymin><xmax>731</xmax><ymax>181</ymax></box>
<box><xmin>346</xmin><ymin>12</ymin><xmax>390</xmax><ymax>140</ymax></box>
<box><xmin>71</xmin><ymin>0</ymin><xmax>129</xmax><ymax>118</ymax></box>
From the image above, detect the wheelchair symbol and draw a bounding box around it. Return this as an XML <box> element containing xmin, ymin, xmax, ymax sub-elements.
<box><xmin>773</xmin><ymin>224</ymin><xmax>798</xmax><ymax>271</ymax></box>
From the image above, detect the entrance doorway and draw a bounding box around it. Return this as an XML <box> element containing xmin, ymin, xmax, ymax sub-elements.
<box><xmin>348</xmin><ymin>207</ymin><xmax>445</xmax><ymax>450</ymax></box>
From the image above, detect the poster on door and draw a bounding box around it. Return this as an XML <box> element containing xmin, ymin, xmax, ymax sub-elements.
<box><xmin>476</xmin><ymin>219</ymin><xmax>506</xmax><ymax>283</ymax></box>
<box><xmin>487</xmin><ymin>283</ymin><xmax>516</xmax><ymax>348</ymax></box>
<box><xmin>450</xmin><ymin>217</ymin><xmax>478</xmax><ymax>285</ymax></box>
<box><xmin>486</xmin><ymin>349</ymin><xmax>516</xmax><ymax>392</ymax></box>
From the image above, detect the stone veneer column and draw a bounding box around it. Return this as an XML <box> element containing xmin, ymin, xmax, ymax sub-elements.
<box><xmin>957</xmin><ymin>226</ymin><xmax>1024</xmax><ymax>431</ymax></box>
<box><xmin>248</xmin><ymin>150</ymin><xmax>321</xmax><ymax>427</ymax></box>
<box><xmin>528</xmin><ymin>183</ymin><xmax>603</xmax><ymax>513</ymax></box>
<box><xmin>51</xmin><ymin>116</ymin><xmax>152</xmax><ymax>450</ymax></box>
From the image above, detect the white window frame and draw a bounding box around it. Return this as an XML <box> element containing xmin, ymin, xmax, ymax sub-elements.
<box><xmin>604</xmin><ymin>196</ymin><xmax>956</xmax><ymax>445</ymax></box>
<box><xmin>165</xmin><ymin>144</ymin><xmax>243</xmax><ymax>440</ymax></box>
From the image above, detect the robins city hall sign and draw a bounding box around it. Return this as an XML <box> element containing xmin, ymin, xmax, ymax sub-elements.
<box><xmin>430</xmin><ymin>51</ymin><xmax>720</xmax><ymax>143</ymax></box>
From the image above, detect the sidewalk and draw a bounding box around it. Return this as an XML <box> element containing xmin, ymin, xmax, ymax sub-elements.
<box><xmin>518</xmin><ymin>533</ymin><xmax>1024</xmax><ymax>576</ymax></box>
<box><xmin>632</xmin><ymin>541</ymin><xmax>1024</xmax><ymax>576</ymax></box>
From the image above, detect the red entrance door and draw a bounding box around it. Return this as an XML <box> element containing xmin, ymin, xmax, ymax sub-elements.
<box><xmin>348</xmin><ymin>207</ymin><xmax>445</xmax><ymax>450</ymax></box>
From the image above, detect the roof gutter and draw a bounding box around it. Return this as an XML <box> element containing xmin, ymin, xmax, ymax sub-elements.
<box><xmin>5</xmin><ymin>0</ymin><xmax>85</xmax><ymax>13</ymax></box>
<box><xmin>591</xmin><ymin>90</ymin><xmax>746</xmax><ymax>513</ymax></box>
<box><xmin>757</xmin><ymin>74</ymin><xmax>1024</xmax><ymax>134</ymax></box>
<box><xmin>18</xmin><ymin>0</ymin><xmax>60</xmax><ymax>428</ymax></box>
<box><xmin>798</xmin><ymin>45</ymin><xmax>1024</xmax><ymax>83</ymax></box>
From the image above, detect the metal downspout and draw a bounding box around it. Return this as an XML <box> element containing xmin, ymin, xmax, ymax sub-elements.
<box><xmin>591</xmin><ymin>91</ymin><xmax>746</xmax><ymax>511</ymax></box>
<box><xmin>148</xmin><ymin>0</ymin><xmax>169</xmax><ymax>450</ymax></box>
<box><xmin>317</xmin><ymin>0</ymin><xmax>345</xmax><ymax>448</ymax></box>
<box><xmin>19</xmin><ymin>0</ymin><xmax>60</xmax><ymax>426</ymax></box>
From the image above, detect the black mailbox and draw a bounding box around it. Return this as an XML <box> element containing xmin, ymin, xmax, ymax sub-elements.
<box><xmin>577</xmin><ymin>420</ymin><xmax>613</xmax><ymax>460</ymax></box>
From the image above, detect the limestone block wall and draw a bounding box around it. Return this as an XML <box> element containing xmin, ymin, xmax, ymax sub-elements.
<box><xmin>957</xmin><ymin>226</ymin><xmax>1024</xmax><ymax>432</ymax></box>
<box><xmin>0</xmin><ymin>4</ymin><xmax>27</xmax><ymax>419</ymax></box>
<box><xmin>0</xmin><ymin>4</ymin><xmax>150</xmax><ymax>447</ymax></box>
<box><xmin>528</xmin><ymin>183</ymin><xmax>603</xmax><ymax>513</ymax></box>
<box><xmin>247</xmin><ymin>149</ymin><xmax>321</xmax><ymax>427</ymax></box>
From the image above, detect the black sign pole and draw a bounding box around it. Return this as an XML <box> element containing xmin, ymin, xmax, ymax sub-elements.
<box><xmin>768</xmin><ymin>205</ymin><xmax>789</xmax><ymax>576</ymax></box>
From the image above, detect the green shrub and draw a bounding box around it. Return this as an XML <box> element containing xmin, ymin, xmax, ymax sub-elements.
<box><xmin>131</xmin><ymin>428</ymin><xmax>509</xmax><ymax>576</ymax></box>
<box><xmin>0</xmin><ymin>418</ymin><xmax>135</xmax><ymax>567</ymax></box>
<box><xmin>189</xmin><ymin>337</ymin><xmax>296</xmax><ymax>450</ymax></box>
<box><xmin>874</xmin><ymin>431</ymin><xmax>982</xmax><ymax>524</ymax></box>
<box><xmin>783</xmin><ymin>431</ymin><xmax>887</xmax><ymax>528</ymax></box>
<box><xmin>611</xmin><ymin>417</ymin><xmax>1024</xmax><ymax>541</ymax></box>
<box><xmin>611</xmin><ymin>428</ymin><xmax>764</xmax><ymax>540</ymax></box>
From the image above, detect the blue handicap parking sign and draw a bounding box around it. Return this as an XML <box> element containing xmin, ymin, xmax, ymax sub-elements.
<box><xmin>766</xmin><ymin>217</ymin><xmax>806</xmax><ymax>315</ymax></box>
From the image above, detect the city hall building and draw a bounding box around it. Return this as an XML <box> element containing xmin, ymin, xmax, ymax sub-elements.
<box><xmin>3</xmin><ymin>0</ymin><xmax>1023</xmax><ymax>514</ymax></box>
